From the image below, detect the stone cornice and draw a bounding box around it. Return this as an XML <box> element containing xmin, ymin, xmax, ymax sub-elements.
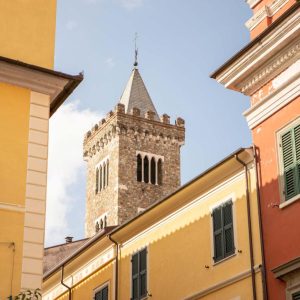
<box><xmin>238</xmin><ymin>38</ymin><xmax>300</xmax><ymax>95</ymax></box>
<box><xmin>214</xmin><ymin>7</ymin><xmax>300</xmax><ymax>96</ymax></box>
<box><xmin>245</xmin><ymin>0</ymin><xmax>289</xmax><ymax>31</ymax></box>
<box><xmin>246</xmin><ymin>0</ymin><xmax>262</xmax><ymax>9</ymax></box>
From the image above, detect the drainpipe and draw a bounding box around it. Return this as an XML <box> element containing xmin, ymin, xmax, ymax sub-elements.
<box><xmin>61</xmin><ymin>264</ymin><xmax>72</xmax><ymax>300</ymax></box>
<box><xmin>108</xmin><ymin>235</ymin><xmax>119</xmax><ymax>300</ymax></box>
<box><xmin>252</xmin><ymin>145</ymin><xmax>268</xmax><ymax>300</ymax></box>
<box><xmin>235</xmin><ymin>154</ymin><xmax>257</xmax><ymax>300</ymax></box>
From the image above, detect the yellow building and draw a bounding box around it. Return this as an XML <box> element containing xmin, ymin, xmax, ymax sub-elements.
<box><xmin>43</xmin><ymin>148</ymin><xmax>264</xmax><ymax>299</ymax></box>
<box><xmin>0</xmin><ymin>1</ymin><xmax>82</xmax><ymax>298</ymax></box>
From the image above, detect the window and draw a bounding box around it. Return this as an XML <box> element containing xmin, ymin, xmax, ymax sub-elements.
<box><xmin>132</xmin><ymin>248</ymin><xmax>147</xmax><ymax>300</ymax></box>
<box><xmin>212</xmin><ymin>201</ymin><xmax>235</xmax><ymax>263</ymax></box>
<box><xmin>279</xmin><ymin>123</ymin><xmax>300</xmax><ymax>201</ymax></box>
<box><xmin>293</xmin><ymin>291</ymin><xmax>300</xmax><ymax>300</ymax></box>
<box><xmin>95</xmin><ymin>159</ymin><xmax>109</xmax><ymax>193</ymax></box>
<box><xmin>94</xmin><ymin>285</ymin><xmax>108</xmax><ymax>300</ymax></box>
<box><xmin>136</xmin><ymin>152</ymin><xmax>163</xmax><ymax>185</ymax></box>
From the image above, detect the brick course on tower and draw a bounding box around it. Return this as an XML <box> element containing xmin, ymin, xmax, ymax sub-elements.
<box><xmin>83</xmin><ymin>67</ymin><xmax>185</xmax><ymax>237</ymax></box>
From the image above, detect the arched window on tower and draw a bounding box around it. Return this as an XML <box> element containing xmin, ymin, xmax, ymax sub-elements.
<box><xmin>158</xmin><ymin>159</ymin><xmax>163</xmax><ymax>185</ymax></box>
<box><xmin>106</xmin><ymin>160</ymin><xmax>109</xmax><ymax>186</ymax></box>
<box><xmin>144</xmin><ymin>156</ymin><xmax>149</xmax><ymax>183</ymax></box>
<box><xmin>104</xmin><ymin>215</ymin><xmax>107</xmax><ymax>228</ymax></box>
<box><xmin>95</xmin><ymin>221</ymin><xmax>100</xmax><ymax>233</ymax></box>
<box><xmin>137</xmin><ymin>154</ymin><xmax>142</xmax><ymax>182</ymax></box>
<box><xmin>95</xmin><ymin>168</ymin><xmax>99</xmax><ymax>193</ymax></box>
<box><xmin>99</xmin><ymin>165</ymin><xmax>103</xmax><ymax>191</ymax></box>
<box><xmin>151</xmin><ymin>157</ymin><xmax>156</xmax><ymax>184</ymax></box>
<box><xmin>100</xmin><ymin>219</ymin><xmax>104</xmax><ymax>230</ymax></box>
<box><xmin>103</xmin><ymin>163</ymin><xmax>106</xmax><ymax>188</ymax></box>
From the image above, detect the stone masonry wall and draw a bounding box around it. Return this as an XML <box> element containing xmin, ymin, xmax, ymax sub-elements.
<box><xmin>83</xmin><ymin>104</ymin><xmax>185</xmax><ymax>236</ymax></box>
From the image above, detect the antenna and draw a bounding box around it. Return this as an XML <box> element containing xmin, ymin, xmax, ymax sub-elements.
<box><xmin>134</xmin><ymin>32</ymin><xmax>138</xmax><ymax>67</ymax></box>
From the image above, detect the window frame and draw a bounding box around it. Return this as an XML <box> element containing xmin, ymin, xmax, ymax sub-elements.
<box><xmin>210</xmin><ymin>195</ymin><xmax>237</xmax><ymax>265</ymax></box>
<box><xmin>93</xmin><ymin>282</ymin><xmax>109</xmax><ymax>300</ymax></box>
<box><xmin>276</xmin><ymin>117</ymin><xmax>300</xmax><ymax>208</ymax></box>
<box><xmin>130</xmin><ymin>247</ymin><xmax>149</xmax><ymax>300</ymax></box>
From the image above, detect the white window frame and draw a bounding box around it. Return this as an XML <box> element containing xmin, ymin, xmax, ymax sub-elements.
<box><xmin>276</xmin><ymin>117</ymin><xmax>300</xmax><ymax>208</ymax></box>
<box><xmin>93</xmin><ymin>281</ymin><xmax>109</xmax><ymax>300</ymax></box>
<box><xmin>209</xmin><ymin>193</ymin><xmax>238</xmax><ymax>266</ymax></box>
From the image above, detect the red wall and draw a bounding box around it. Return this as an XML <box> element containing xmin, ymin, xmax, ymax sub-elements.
<box><xmin>253</xmin><ymin>96</ymin><xmax>300</xmax><ymax>299</ymax></box>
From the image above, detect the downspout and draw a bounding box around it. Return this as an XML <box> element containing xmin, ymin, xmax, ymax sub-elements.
<box><xmin>235</xmin><ymin>154</ymin><xmax>257</xmax><ymax>300</ymax></box>
<box><xmin>61</xmin><ymin>264</ymin><xmax>72</xmax><ymax>300</ymax></box>
<box><xmin>108</xmin><ymin>235</ymin><xmax>119</xmax><ymax>300</ymax></box>
<box><xmin>252</xmin><ymin>145</ymin><xmax>268</xmax><ymax>300</ymax></box>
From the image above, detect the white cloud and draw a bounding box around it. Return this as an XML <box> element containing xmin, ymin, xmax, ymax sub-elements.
<box><xmin>45</xmin><ymin>101</ymin><xmax>102</xmax><ymax>246</ymax></box>
<box><xmin>105</xmin><ymin>57</ymin><xmax>116</xmax><ymax>68</ymax></box>
<box><xmin>66</xmin><ymin>20</ymin><xmax>78</xmax><ymax>31</ymax></box>
<box><xmin>120</xmin><ymin>0</ymin><xmax>143</xmax><ymax>10</ymax></box>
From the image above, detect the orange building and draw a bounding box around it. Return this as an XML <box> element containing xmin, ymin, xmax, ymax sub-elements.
<box><xmin>212</xmin><ymin>0</ymin><xmax>300</xmax><ymax>299</ymax></box>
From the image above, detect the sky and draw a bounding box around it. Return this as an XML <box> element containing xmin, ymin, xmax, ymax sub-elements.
<box><xmin>45</xmin><ymin>0</ymin><xmax>253</xmax><ymax>246</ymax></box>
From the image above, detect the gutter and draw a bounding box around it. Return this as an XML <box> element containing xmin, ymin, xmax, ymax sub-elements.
<box><xmin>108</xmin><ymin>235</ymin><xmax>119</xmax><ymax>300</ymax></box>
<box><xmin>235</xmin><ymin>154</ymin><xmax>257</xmax><ymax>300</ymax></box>
<box><xmin>61</xmin><ymin>265</ymin><xmax>72</xmax><ymax>300</ymax></box>
<box><xmin>252</xmin><ymin>145</ymin><xmax>268</xmax><ymax>300</ymax></box>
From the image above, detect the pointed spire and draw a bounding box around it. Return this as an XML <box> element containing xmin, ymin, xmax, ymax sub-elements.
<box><xmin>119</xmin><ymin>68</ymin><xmax>159</xmax><ymax>121</ymax></box>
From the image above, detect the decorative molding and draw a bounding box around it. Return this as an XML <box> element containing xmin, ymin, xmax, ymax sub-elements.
<box><xmin>43</xmin><ymin>247</ymin><xmax>115</xmax><ymax>300</ymax></box>
<box><xmin>215</xmin><ymin>9</ymin><xmax>300</xmax><ymax>94</ymax></box>
<box><xmin>244</xmin><ymin>63</ymin><xmax>300</xmax><ymax>129</ymax></box>
<box><xmin>245</xmin><ymin>0</ymin><xmax>289</xmax><ymax>30</ymax></box>
<box><xmin>239</xmin><ymin>40</ymin><xmax>300</xmax><ymax>95</ymax></box>
<box><xmin>246</xmin><ymin>0</ymin><xmax>262</xmax><ymax>9</ymax></box>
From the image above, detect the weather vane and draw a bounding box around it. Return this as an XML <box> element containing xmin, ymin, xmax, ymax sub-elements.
<box><xmin>134</xmin><ymin>32</ymin><xmax>138</xmax><ymax>67</ymax></box>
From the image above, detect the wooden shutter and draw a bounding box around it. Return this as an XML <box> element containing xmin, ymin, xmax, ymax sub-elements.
<box><xmin>139</xmin><ymin>249</ymin><xmax>147</xmax><ymax>298</ymax></box>
<box><xmin>213</xmin><ymin>207</ymin><xmax>223</xmax><ymax>262</ymax></box>
<box><xmin>131</xmin><ymin>253</ymin><xmax>139</xmax><ymax>300</ymax></box>
<box><xmin>293</xmin><ymin>291</ymin><xmax>300</xmax><ymax>300</ymax></box>
<box><xmin>223</xmin><ymin>202</ymin><xmax>234</xmax><ymax>256</ymax></box>
<box><xmin>95</xmin><ymin>286</ymin><xmax>108</xmax><ymax>300</ymax></box>
<box><xmin>281</xmin><ymin>125</ymin><xmax>300</xmax><ymax>201</ymax></box>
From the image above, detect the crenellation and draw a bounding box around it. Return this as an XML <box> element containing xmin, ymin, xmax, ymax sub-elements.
<box><xmin>131</xmin><ymin>107</ymin><xmax>141</xmax><ymax>116</ymax></box>
<box><xmin>161</xmin><ymin>114</ymin><xmax>170</xmax><ymax>124</ymax></box>
<box><xmin>145</xmin><ymin>110</ymin><xmax>155</xmax><ymax>120</ymax></box>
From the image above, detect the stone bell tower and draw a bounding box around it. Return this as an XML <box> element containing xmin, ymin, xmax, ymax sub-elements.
<box><xmin>83</xmin><ymin>65</ymin><xmax>185</xmax><ymax>237</ymax></box>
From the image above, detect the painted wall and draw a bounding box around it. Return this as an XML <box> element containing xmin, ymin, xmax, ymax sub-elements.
<box><xmin>0</xmin><ymin>83</ymin><xmax>30</xmax><ymax>298</ymax></box>
<box><xmin>44</xmin><ymin>161</ymin><xmax>264</xmax><ymax>300</ymax></box>
<box><xmin>0</xmin><ymin>0</ymin><xmax>56</xmax><ymax>68</ymax></box>
<box><xmin>252</xmin><ymin>95</ymin><xmax>300</xmax><ymax>299</ymax></box>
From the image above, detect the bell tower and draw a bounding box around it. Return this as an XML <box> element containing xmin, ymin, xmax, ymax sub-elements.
<box><xmin>83</xmin><ymin>65</ymin><xmax>185</xmax><ymax>237</ymax></box>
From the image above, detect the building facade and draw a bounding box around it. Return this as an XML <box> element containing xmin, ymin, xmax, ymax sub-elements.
<box><xmin>83</xmin><ymin>67</ymin><xmax>185</xmax><ymax>237</ymax></box>
<box><xmin>0</xmin><ymin>1</ymin><xmax>82</xmax><ymax>298</ymax></box>
<box><xmin>212</xmin><ymin>1</ymin><xmax>300</xmax><ymax>299</ymax></box>
<box><xmin>43</xmin><ymin>148</ymin><xmax>264</xmax><ymax>300</ymax></box>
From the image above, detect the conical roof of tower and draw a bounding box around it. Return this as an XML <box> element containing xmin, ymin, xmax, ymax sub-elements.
<box><xmin>119</xmin><ymin>68</ymin><xmax>159</xmax><ymax>121</ymax></box>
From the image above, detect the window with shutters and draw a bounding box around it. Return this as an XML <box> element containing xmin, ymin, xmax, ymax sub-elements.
<box><xmin>278</xmin><ymin>120</ymin><xmax>300</xmax><ymax>202</ymax></box>
<box><xmin>212</xmin><ymin>201</ymin><xmax>235</xmax><ymax>263</ymax></box>
<box><xmin>292</xmin><ymin>291</ymin><xmax>300</xmax><ymax>300</ymax></box>
<box><xmin>131</xmin><ymin>248</ymin><xmax>147</xmax><ymax>300</ymax></box>
<box><xmin>94</xmin><ymin>284</ymin><xmax>108</xmax><ymax>300</ymax></box>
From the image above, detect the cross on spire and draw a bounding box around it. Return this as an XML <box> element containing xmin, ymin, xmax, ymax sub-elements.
<box><xmin>134</xmin><ymin>32</ymin><xmax>138</xmax><ymax>67</ymax></box>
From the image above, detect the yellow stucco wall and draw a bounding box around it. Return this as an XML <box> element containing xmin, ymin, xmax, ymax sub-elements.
<box><xmin>0</xmin><ymin>82</ymin><xmax>30</xmax><ymax>299</ymax></box>
<box><xmin>0</xmin><ymin>83</ymin><xmax>30</xmax><ymax>206</ymax></box>
<box><xmin>43</xmin><ymin>163</ymin><xmax>264</xmax><ymax>300</ymax></box>
<box><xmin>0</xmin><ymin>0</ymin><xmax>56</xmax><ymax>68</ymax></box>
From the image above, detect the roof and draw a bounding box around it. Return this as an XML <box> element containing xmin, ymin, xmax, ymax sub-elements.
<box><xmin>210</xmin><ymin>1</ymin><xmax>300</xmax><ymax>79</ymax></box>
<box><xmin>43</xmin><ymin>238</ymin><xmax>88</xmax><ymax>274</ymax></box>
<box><xmin>119</xmin><ymin>68</ymin><xmax>159</xmax><ymax>120</ymax></box>
<box><xmin>0</xmin><ymin>55</ymin><xmax>83</xmax><ymax>116</ymax></box>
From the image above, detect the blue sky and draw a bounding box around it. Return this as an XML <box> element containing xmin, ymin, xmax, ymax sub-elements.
<box><xmin>45</xmin><ymin>0</ymin><xmax>253</xmax><ymax>246</ymax></box>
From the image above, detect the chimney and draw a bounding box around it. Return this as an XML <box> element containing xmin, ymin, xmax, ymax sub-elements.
<box><xmin>65</xmin><ymin>236</ymin><xmax>73</xmax><ymax>243</ymax></box>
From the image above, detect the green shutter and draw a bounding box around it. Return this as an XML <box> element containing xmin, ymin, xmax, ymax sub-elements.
<box><xmin>132</xmin><ymin>253</ymin><xmax>139</xmax><ymax>300</ymax></box>
<box><xmin>213</xmin><ymin>207</ymin><xmax>223</xmax><ymax>262</ymax></box>
<box><xmin>223</xmin><ymin>202</ymin><xmax>234</xmax><ymax>256</ymax></box>
<box><xmin>293</xmin><ymin>291</ymin><xmax>300</xmax><ymax>300</ymax></box>
<box><xmin>139</xmin><ymin>249</ymin><xmax>147</xmax><ymax>297</ymax></box>
<box><xmin>281</xmin><ymin>125</ymin><xmax>300</xmax><ymax>201</ymax></box>
<box><xmin>95</xmin><ymin>286</ymin><xmax>108</xmax><ymax>300</ymax></box>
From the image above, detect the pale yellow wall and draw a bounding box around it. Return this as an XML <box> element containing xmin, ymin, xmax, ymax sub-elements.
<box><xmin>118</xmin><ymin>168</ymin><xmax>263</xmax><ymax>300</ymax></box>
<box><xmin>0</xmin><ymin>82</ymin><xmax>30</xmax><ymax>205</ymax></box>
<box><xmin>0</xmin><ymin>210</ymin><xmax>25</xmax><ymax>299</ymax></box>
<box><xmin>55</xmin><ymin>263</ymin><xmax>114</xmax><ymax>300</ymax></box>
<box><xmin>0</xmin><ymin>0</ymin><xmax>57</xmax><ymax>69</ymax></box>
